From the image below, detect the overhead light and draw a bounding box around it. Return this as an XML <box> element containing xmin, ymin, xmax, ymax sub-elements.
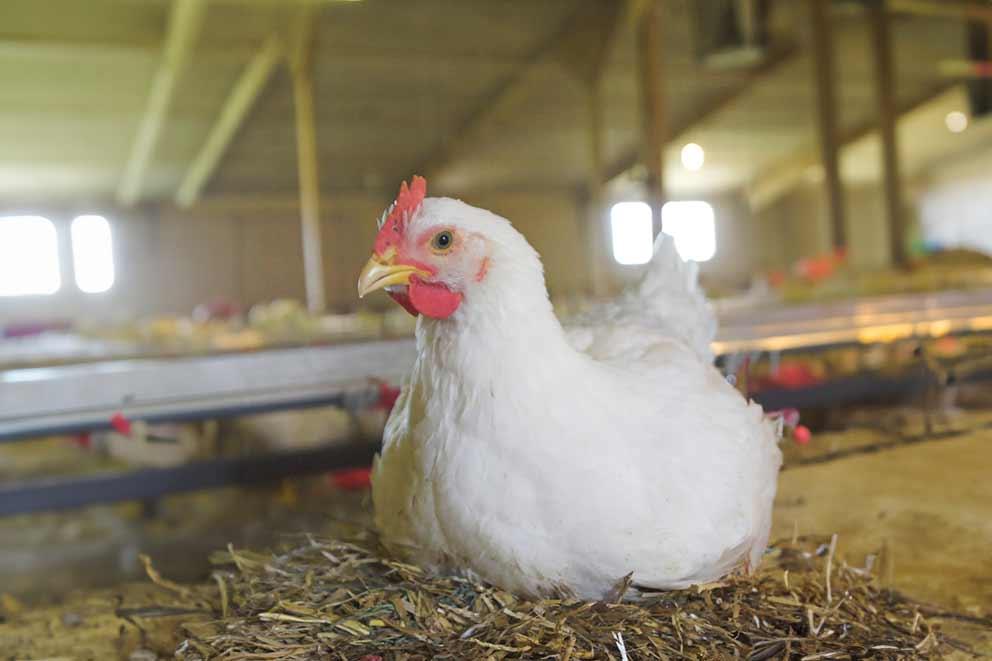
<box><xmin>945</xmin><ymin>111</ymin><xmax>968</xmax><ymax>134</ymax></box>
<box><xmin>681</xmin><ymin>143</ymin><xmax>705</xmax><ymax>171</ymax></box>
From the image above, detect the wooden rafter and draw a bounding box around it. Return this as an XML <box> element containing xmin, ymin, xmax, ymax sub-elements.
<box><xmin>117</xmin><ymin>0</ymin><xmax>207</xmax><ymax>206</ymax></box>
<box><xmin>603</xmin><ymin>45</ymin><xmax>799</xmax><ymax>183</ymax></box>
<box><xmin>889</xmin><ymin>0</ymin><xmax>992</xmax><ymax>21</ymax></box>
<box><xmin>414</xmin><ymin>4</ymin><xmax>623</xmax><ymax>184</ymax></box>
<box><xmin>869</xmin><ymin>0</ymin><xmax>908</xmax><ymax>267</ymax></box>
<box><xmin>747</xmin><ymin>83</ymin><xmax>955</xmax><ymax>210</ymax></box>
<box><xmin>575</xmin><ymin>1</ymin><xmax>631</xmax><ymax>298</ymax></box>
<box><xmin>637</xmin><ymin>0</ymin><xmax>666</xmax><ymax>237</ymax></box>
<box><xmin>808</xmin><ymin>0</ymin><xmax>846</xmax><ymax>250</ymax></box>
<box><xmin>289</xmin><ymin>7</ymin><xmax>327</xmax><ymax>314</ymax></box>
<box><xmin>175</xmin><ymin>34</ymin><xmax>282</xmax><ymax>208</ymax></box>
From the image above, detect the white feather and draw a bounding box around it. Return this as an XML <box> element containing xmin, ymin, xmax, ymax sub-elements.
<box><xmin>372</xmin><ymin>197</ymin><xmax>782</xmax><ymax>600</ymax></box>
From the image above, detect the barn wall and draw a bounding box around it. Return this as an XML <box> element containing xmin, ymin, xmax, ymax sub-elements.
<box><xmin>0</xmin><ymin>190</ymin><xmax>589</xmax><ymax>324</ymax></box>
<box><xmin>463</xmin><ymin>190</ymin><xmax>589</xmax><ymax>299</ymax></box>
<box><xmin>2</xmin><ymin>181</ymin><xmax>919</xmax><ymax>327</ymax></box>
<box><xmin>750</xmin><ymin>182</ymin><xmax>895</xmax><ymax>273</ymax></box>
<box><xmin>844</xmin><ymin>184</ymin><xmax>891</xmax><ymax>270</ymax></box>
<box><xmin>698</xmin><ymin>193</ymin><xmax>762</xmax><ymax>287</ymax></box>
<box><xmin>0</xmin><ymin>208</ymin><xmax>243</xmax><ymax>325</ymax></box>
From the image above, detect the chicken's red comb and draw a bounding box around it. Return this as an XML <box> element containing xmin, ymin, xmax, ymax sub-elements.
<box><xmin>374</xmin><ymin>176</ymin><xmax>427</xmax><ymax>255</ymax></box>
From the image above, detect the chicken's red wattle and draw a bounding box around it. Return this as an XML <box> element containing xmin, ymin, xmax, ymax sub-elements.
<box><xmin>408</xmin><ymin>277</ymin><xmax>462</xmax><ymax>319</ymax></box>
<box><xmin>388</xmin><ymin>289</ymin><xmax>420</xmax><ymax>316</ymax></box>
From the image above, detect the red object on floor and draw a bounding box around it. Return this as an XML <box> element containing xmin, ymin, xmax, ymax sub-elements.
<box><xmin>794</xmin><ymin>425</ymin><xmax>812</xmax><ymax>445</ymax></box>
<box><xmin>72</xmin><ymin>433</ymin><xmax>92</xmax><ymax>449</ymax></box>
<box><xmin>376</xmin><ymin>382</ymin><xmax>402</xmax><ymax>411</ymax></box>
<box><xmin>754</xmin><ymin>362</ymin><xmax>822</xmax><ymax>390</ymax></box>
<box><xmin>767</xmin><ymin>270</ymin><xmax>787</xmax><ymax>287</ymax></box>
<box><xmin>331</xmin><ymin>467</ymin><xmax>372</xmax><ymax>491</ymax></box>
<box><xmin>110</xmin><ymin>412</ymin><xmax>133</xmax><ymax>436</ymax></box>
<box><xmin>2</xmin><ymin>319</ymin><xmax>72</xmax><ymax>338</ymax></box>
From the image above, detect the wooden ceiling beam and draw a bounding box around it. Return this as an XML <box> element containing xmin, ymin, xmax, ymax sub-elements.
<box><xmin>809</xmin><ymin>0</ymin><xmax>847</xmax><ymax>250</ymax></box>
<box><xmin>289</xmin><ymin>7</ymin><xmax>327</xmax><ymax>314</ymax></box>
<box><xmin>889</xmin><ymin>0</ymin><xmax>992</xmax><ymax>21</ymax></box>
<box><xmin>747</xmin><ymin>83</ymin><xmax>955</xmax><ymax>210</ymax></box>
<box><xmin>869</xmin><ymin>0</ymin><xmax>908</xmax><ymax>267</ymax></box>
<box><xmin>638</xmin><ymin>0</ymin><xmax>667</xmax><ymax>237</ymax></box>
<box><xmin>414</xmin><ymin>4</ymin><xmax>625</xmax><ymax>185</ymax></box>
<box><xmin>603</xmin><ymin>45</ymin><xmax>799</xmax><ymax>183</ymax></box>
<box><xmin>116</xmin><ymin>0</ymin><xmax>207</xmax><ymax>207</ymax></box>
<box><xmin>175</xmin><ymin>34</ymin><xmax>282</xmax><ymax>208</ymax></box>
<box><xmin>210</xmin><ymin>0</ymin><xmax>360</xmax><ymax>4</ymax></box>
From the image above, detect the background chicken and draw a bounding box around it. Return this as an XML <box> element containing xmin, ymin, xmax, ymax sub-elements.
<box><xmin>360</xmin><ymin>177</ymin><xmax>782</xmax><ymax>600</ymax></box>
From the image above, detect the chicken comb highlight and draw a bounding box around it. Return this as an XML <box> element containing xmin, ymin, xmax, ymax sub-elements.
<box><xmin>375</xmin><ymin>175</ymin><xmax>427</xmax><ymax>256</ymax></box>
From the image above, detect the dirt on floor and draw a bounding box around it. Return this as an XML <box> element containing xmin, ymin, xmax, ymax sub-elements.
<box><xmin>2</xmin><ymin>422</ymin><xmax>990</xmax><ymax>659</ymax></box>
<box><xmin>773</xmin><ymin>431</ymin><xmax>992</xmax><ymax>655</ymax></box>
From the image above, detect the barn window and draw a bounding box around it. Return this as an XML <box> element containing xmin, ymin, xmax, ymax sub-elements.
<box><xmin>0</xmin><ymin>216</ymin><xmax>61</xmax><ymax>296</ymax></box>
<box><xmin>71</xmin><ymin>215</ymin><xmax>115</xmax><ymax>293</ymax></box>
<box><xmin>610</xmin><ymin>201</ymin><xmax>654</xmax><ymax>265</ymax></box>
<box><xmin>662</xmin><ymin>201</ymin><xmax>716</xmax><ymax>262</ymax></box>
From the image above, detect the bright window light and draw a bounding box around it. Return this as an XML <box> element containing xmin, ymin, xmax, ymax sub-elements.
<box><xmin>610</xmin><ymin>201</ymin><xmax>655</xmax><ymax>265</ymax></box>
<box><xmin>0</xmin><ymin>216</ymin><xmax>61</xmax><ymax>296</ymax></box>
<box><xmin>945</xmin><ymin>110</ymin><xmax>968</xmax><ymax>134</ymax></box>
<box><xmin>681</xmin><ymin>142</ymin><xmax>705</xmax><ymax>171</ymax></box>
<box><xmin>71</xmin><ymin>215</ymin><xmax>115</xmax><ymax>293</ymax></box>
<box><xmin>662</xmin><ymin>201</ymin><xmax>716</xmax><ymax>262</ymax></box>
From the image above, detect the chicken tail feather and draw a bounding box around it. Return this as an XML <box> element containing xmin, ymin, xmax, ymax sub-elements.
<box><xmin>635</xmin><ymin>233</ymin><xmax>717</xmax><ymax>362</ymax></box>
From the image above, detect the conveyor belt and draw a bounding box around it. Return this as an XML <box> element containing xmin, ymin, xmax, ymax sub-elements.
<box><xmin>713</xmin><ymin>288</ymin><xmax>992</xmax><ymax>354</ymax></box>
<box><xmin>2</xmin><ymin>290</ymin><xmax>992</xmax><ymax>516</ymax></box>
<box><xmin>0</xmin><ymin>339</ymin><xmax>415</xmax><ymax>441</ymax></box>
<box><xmin>3</xmin><ymin>288</ymin><xmax>992</xmax><ymax>441</ymax></box>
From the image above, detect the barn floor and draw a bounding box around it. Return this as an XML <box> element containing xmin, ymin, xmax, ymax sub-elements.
<box><xmin>2</xmin><ymin>417</ymin><xmax>990</xmax><ymax>658</ymax></box>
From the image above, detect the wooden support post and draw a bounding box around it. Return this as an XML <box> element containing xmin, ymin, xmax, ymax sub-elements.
<box><xmin>748</xmin><ymin>83</ymin><xmax>952</xmax><ymax>211</ymax></box>
<box><xmin>290</xmin><ymin>10</ymin><xmax>327</xmax><ymax>313</ymax></box>
<box><xmin>808</xmin><ymin>0</ymin><xmax>847</xmax><ymax>251</ymax></box>
<box><xmin>890</xmin><ymin>0</ymin><xmax>992</xmax><ymax>21</ymax></box>
<box><xmin>584</xmin><ymin>81</ymin><xmax>609</xmax><ymax>297</ymax></box>
<box><xmin>637</xmin><ymin>0</ymin><xmax>666</xmax><ymax>237</ymax></box>
<box><xmin>176</xmin><ymin>35</ymin><xmax>282</xmax><ymax>208</ymax></box>
<box><xmin>868</xmin><ymin>0</ymin><xmax>907</xmax><ymax>266</ymax></box>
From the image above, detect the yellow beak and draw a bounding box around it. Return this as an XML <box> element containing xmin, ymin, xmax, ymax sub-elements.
<box><xmin>357</xmin><ymin>255</ymin><xmax>429</xmax><ymax>298</ymax></box>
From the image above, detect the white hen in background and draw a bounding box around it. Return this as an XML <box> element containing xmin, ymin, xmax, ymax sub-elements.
<box><xmin>359</xmin><ymin>177</ymin><xmax>781</xmax><ymax>600</ymax></box>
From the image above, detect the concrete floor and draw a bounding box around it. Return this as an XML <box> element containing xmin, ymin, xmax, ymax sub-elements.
<box><xmin>773</xmin><ymin>425</ymin><xmax>992</xmax><ymax>653</ymax></box>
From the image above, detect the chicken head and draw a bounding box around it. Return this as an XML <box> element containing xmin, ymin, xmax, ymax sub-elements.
<box><xmin>357</xmin><ymin>176</ymin><xmax>491</xmax><ymax>319</ymax></box>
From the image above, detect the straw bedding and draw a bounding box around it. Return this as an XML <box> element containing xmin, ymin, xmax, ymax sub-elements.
<box><xmin>170</xmin><ymin>530</ymin><xmax>981</xmax><ymax>660</ymax></box>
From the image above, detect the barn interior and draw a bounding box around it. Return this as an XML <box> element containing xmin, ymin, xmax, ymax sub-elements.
<box><xmin>1</xmin><ymin>0</ymin><xmax>991</xmax><ymax>658</ymax></box>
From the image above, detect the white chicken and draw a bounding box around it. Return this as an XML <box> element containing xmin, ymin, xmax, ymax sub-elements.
<box><xmin>358</xmin><ymin>177</ymin><xmax>781</xmax><ymax>600</ymax></box>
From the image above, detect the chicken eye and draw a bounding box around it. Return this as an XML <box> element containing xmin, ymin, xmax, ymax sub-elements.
<box><xmin>431</xmin><ymin>230</ymin><xmax>454</xmax><ymax>252</ymax></box>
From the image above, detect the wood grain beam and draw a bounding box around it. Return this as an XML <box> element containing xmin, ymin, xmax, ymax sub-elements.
<box><xmin>116</xmin><ymin>0</ymin><xmax>207</xmax><ymax>207</ymax></box>
<box><xmin>175</xmin><ymin>35</ymin><xmax>282</xmax><ymax>208</ymax></box>
<box><xmin>573</xmin><ymin>1</ymin><xmax>630</xmax><ymax>298</ymax></box>
<box><xmin>890</xmin><ymin>0</ymin><xmax>992</xmax><ymax>21</ymax></box>
<box><xmin>808</xmin><ymin>0</ymin><xmax>847</xmax><ymax>250</ymax></box>
<box><xmin>582</xmin><ymin>72</ymin><xmax>611</xmax><ymax>298</ymax></box>
<box><xmin>604</xmin><ymin>45</ymin><xmax>799</xmax><ymax>183</ymax></box>
<box><xmin>414</xmin><ymin>4</ymin><xmax>617</xmax><ymax>184</ymax></box>
<box><xmin>869</xmin><ymin>0</ymin><xmax>908</xmax><ymax>267</ymax></box>
<box><xmin>747</xmin><ymin>83</ymin><xmax>953</xmax><ymax>211</ymax></box>
<box><xmin>289</xmin><ymin>8</ymin><xmax>327</xmax><ymax>314</ymax></box>
<box><xmin>637</xmin><ymin>0</ymin><xmax>666</xmax><ymax>237</ymax></box>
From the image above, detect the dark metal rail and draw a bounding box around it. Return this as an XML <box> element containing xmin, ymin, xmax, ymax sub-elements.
<box><xmin>0</xmin><ymin>442</ymin><xmax>378</xmax><ymax>517</ymax></box>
